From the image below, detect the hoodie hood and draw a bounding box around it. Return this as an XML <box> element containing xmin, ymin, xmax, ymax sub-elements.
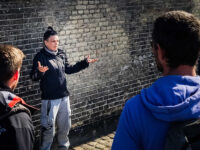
<box><xmin>0</xmin><ymin>84</ymin><xmax>39</xmax><ymax>120</ymax></box>
<box><xmin>141</xmin><ymin>75</ymin><xmax>200</xmax><ymax>122</ymax></box>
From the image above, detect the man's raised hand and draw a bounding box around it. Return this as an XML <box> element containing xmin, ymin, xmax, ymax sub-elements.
<box><xmin>87</xmin><ymin>55</ymin><xmax>97</xmax><ymax>63</ymax></box>
<box><xmin>38</xmin><ymin>61</ymin><xmax>49</xmax><ymax>72</ymax></box>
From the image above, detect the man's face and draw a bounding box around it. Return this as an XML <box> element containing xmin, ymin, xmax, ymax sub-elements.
<box><xmin>44</xmin><ymin>35</ymin><xmax>59</xmax><ymax>51</ymax></box>
<box><xmin>151</xmin><ymin>42</ymin><xmax>164</xmax><ymax>72</ymax></box>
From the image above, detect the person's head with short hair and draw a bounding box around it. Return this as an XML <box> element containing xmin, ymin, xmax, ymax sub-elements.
<box><xmin>43</xmin><ymin>26</ymin><xmax>59</xmax><ymax>51</ymax></box>
<box><xmin>152</xmin><ymin>11</ymin><xmax>200</xmax><ymax>74</ymax></box>
<box><xmin>0</xmin><ymin>44</ymin><xmax>25</xmax><ymax>90</ymax></box>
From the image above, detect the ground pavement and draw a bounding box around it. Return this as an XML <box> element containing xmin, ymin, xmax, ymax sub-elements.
<box><xmin>70</xmin><ymin>132</ymin><xmax>115</xmax><ymax>150</ymax></box>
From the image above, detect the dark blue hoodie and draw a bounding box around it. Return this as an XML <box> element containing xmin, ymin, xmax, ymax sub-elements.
<box><xmin>30</xmin><ymin>48</ymin><xmax>89</xmax><ymax>100</ymax></box>
<box><xmin>112</xmin><ymin>75</ymin><xmax>200</xmax><ymax>150</ymax></box>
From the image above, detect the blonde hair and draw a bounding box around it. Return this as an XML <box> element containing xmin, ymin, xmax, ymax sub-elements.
<box><xmin>0</xmin><ymin>45</ymin><xmax>25</xmax><ymax>83</ymax></box>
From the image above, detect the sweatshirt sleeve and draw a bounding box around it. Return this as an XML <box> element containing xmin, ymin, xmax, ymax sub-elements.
<box><xmin>111</xmin><ymin>104</ymin><xmax>140</xmax><ymax>150</ymax></box>
<box><xmin>65</xmin><ymin>57</ymin><xmax>89</xmax><ymax>74</ymax></box>
<box><xmin>30</xmin><ymin>53</ymin><xmax>45</xmax><ymax>81</ymax></box>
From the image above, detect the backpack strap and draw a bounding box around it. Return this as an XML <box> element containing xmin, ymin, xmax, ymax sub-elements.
<box><xmin>183</xmin><ymin>119</ymin><xmax>200</xmax><ymax>150</ymax></box>
<box><xmin>164</xmin><ymin>119</ymin><xmax>200</xmax><ymax>150</ymax></box>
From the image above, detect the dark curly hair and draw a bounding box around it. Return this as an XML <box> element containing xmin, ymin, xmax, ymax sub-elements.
<box><xmin>152</xmin><ymin>11</ymin><xmax>200</xmax><ymax>68</ymax></box>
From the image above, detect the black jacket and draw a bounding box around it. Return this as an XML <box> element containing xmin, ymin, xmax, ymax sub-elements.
<box><xmin>0</xmin><ymin>84</ymin><xmax>37</xmax><ymax>150</ymax></box>
<box><xmin>30</xmin><ymin>48</ymin><xmax>89</xmax><ymax>100</ymax></box>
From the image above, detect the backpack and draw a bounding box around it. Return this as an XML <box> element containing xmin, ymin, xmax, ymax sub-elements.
<box><xmin>164</xmin><ymin>119</ymin><xmax>200</xmax><ymax>150</ymax></box>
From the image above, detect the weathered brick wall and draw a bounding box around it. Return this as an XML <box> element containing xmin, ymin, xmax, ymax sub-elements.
<box><xmin>0</xmin><ymin>0</ymin><xmax>199</xmax><ymax>138</ymax></box>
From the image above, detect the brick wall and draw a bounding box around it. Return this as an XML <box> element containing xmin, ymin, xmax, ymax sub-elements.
<box><xmin>0</xmin><ymin>0</ymin><xmax>199</xmax><ymax>138</ymax></box>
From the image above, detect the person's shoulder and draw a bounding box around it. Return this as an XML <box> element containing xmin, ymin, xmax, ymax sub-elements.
<box><xmin>57</xmin><ymin>48</ymin><xmax>65</xmax><ymax>55</ymax></box>
<box><xmin>123</xmin><ymin>94</ymin><xmax>143</xmax><ymax>113</ymax></box>
<box><xmin>57</xmin><ymin>48</ymin><xmax>64</xmax><ymax>52</ymax></box>
<box><xmin>57</xmin><ymin>49</ymin><xmax>66</xmax><ymax>59</ymax></box>
<box><xmin>126</xmin><ymin>94</ymin><xmax>141</xmax><ymax>106</ymax></box>
<box><xmin>34</xmin><ymin>48</ymin><xmax>44</xmax><ymax>56</ymax></box>
<box><xmin>33</xmin><ymin>48</ymin><xmax>46</xmax><ymax>60</ymax></box>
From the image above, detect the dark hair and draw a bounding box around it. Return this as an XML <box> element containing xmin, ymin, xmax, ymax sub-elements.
<box><xmin>43</xmin><ymin>26</ymin><xmax>57</xmax><ymax>41</ymax></box>
<box><xmin>152</xmin><ymin>11</ymin><xmax>200</xmax><ymax>68</ymax></box>
<box><xmin>0</xmin><ymin>45</ymin><xmax>25</xmax><ymax>83</ymax></box>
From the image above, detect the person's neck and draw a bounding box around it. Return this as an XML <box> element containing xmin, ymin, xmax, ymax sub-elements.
<box><xmin>163</xmin><ymin>65</ymin><xmax>196</xmax><ymax>76</ymax></box>
<box><xmin>44</xmin><ymin>46</ymin><xmax>58</xmax><ymax>55</ymax></box>
<box><xmin>4</xmin><ymin>81</ymin><xmax>14</xmax><ymax>90</ymax></box>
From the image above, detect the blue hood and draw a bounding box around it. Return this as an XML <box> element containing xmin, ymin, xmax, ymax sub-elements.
<box><xmin>141</xmin><ymin>75</ymin><xmax>200</xmax><ymax>122</ymax></box>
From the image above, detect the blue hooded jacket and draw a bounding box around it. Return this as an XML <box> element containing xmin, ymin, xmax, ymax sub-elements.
<box><xmin>112</xmin><ymin>75</ymin><xmax>200</xmax><ymax>150</ymax></box>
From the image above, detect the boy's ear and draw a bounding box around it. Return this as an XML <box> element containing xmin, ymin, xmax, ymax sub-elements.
<box><xmin>157</xmin><ymin>44</ymin><xmax>166</xmax><ymax>63</ymax></box>
<box><xmin>13</xmin><ymin>70</ymin><xmax>19</xmax><ymax>81</ymax></box>
<box><xmin>44</xmin><ymin>40</ymin><xmax>48</xmax><ymax>46</ymax></box>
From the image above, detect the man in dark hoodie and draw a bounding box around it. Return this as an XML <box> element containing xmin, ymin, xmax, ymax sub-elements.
<box><xmin>0</xmin><ymin>45</ymin><xmax>38</xmax><ymax>150</ymax></box>
<box><xmin>30</xmin><ymin>27</ymin><xmax>97</xmax><ymax>150</ymax></box>
<box><xmin>112</xmin><ymin>11</ymin><xmax>200</xmax><ymax>150</ymax></box>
